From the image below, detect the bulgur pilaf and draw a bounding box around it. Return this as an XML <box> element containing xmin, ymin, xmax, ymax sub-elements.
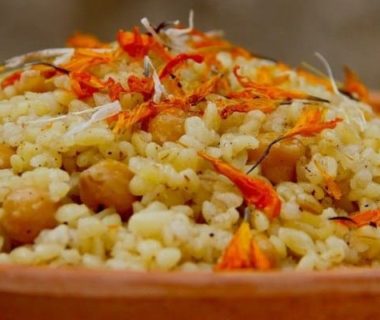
<box><xmin>0</xmin><ymin>13</ymin><xmax>378</xmax><ymax>271</ymax></box>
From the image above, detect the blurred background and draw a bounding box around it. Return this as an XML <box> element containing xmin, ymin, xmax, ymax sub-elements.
<box><xmin>0</xmin><ymin>0</ymin><xmax>379</xmax><ymax>87</ymax></box>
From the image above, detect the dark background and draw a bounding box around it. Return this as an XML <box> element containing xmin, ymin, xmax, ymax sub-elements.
<box><xmin>1</xmin><ymin>0</ymin><xmax>379</xmax><ymax>88</ymax></box>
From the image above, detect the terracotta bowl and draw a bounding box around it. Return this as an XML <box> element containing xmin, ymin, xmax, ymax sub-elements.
<box><xmin>0</xmin><ymin>91</ymin><xmax>380</xmax><ymax>320</ymax></box>
<box><xmin>1</xmin><ymin>266</ymin><xmax>380</xmax><ymax>320</ymax></box>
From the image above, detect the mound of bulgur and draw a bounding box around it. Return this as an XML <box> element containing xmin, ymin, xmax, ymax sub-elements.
<box><xmin>0</xmin><ymin>14</ymin><xmax>378</xmax><ymax>271</ymax></box>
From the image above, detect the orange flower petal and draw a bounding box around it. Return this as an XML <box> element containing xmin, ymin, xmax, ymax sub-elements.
<box><xmin>215</xmin><ymin>221</ymin><xmax>252</xmax><ymax>270</ymax></box>
<box><xmin>251</xmin><ymin>240</ymin><xmax>272</xmax><ymax>271</ymax></box>
<box><xmin>70</xmin><ymin>71</ymin><xmax>104</xmax><ymax>99</ymax></box>
<box><xmin>127</xmin><ymin>75</ymin><xmax>154</xmax><ymax>100</ymax></box>
<box><xmin>352</xmin><ymin>210</ymin><xmax>380</xmax><ymax>227</ymax></box>
<box><xmin>314</xmin><ymin>161</ymin><xmax>342</xmax><ymax>200</ymax></box>
<box><xmin>284</xmin><ymin>107</ymin><xmax>342</xmax><ymax>139</ymax></box>
<box><xmin>233</xmin><ymin>66</ymin><xmax>310</xmax><ymax>101</ymax></box>
<box><xmin>216</xmin><ymin>221</ymin><xmax>274</xmax><ymax>271</ymax></box>
<box><xmin>220</xmin><ymin>98</ymin><xmax>279</xmax><ymax>118</ymax></box>
<box><xmin>159</xmin><ymin>53</ymin><xmax>204</xmax><ymax>79</ymax></box>
<box><xmin>62</xmin><ymin>49</ymin><xmax>113</xmax><ymax>72</ymax></box>
<box><xmin>199</xmin><ymin>151</ymin><xmax>281</xmax><ymax>219</ymax></box>
<box><xmin>186</xmin><ymin>76</ymin><xmax>219</xmax><ymax>105</ymax></box>
<box><xmin>334</xmin><ymin>210</ymin><xmax>380</xmax><ymax>228</ymax></box>
<box><xmin>104</xmin><ymin>78</ymin><xmax>127</xmax><ymax>101</ymax></box>
<box><xmin>117</xmin><ymin>27</ymin><xmax>152</xmax><ymax>59</ymax></box>
<box><xmin>343</xmin><ymin>66</ymin><xmax>369</xmax><ymax>103</ymax></box>
<box><xmin>112</xmin><ymin>103</ymin><xmax>155</xmax><ymax>134</ymax></box>
<box><xmin>1</xmin><ymin>71</ymin><xmax>22</xmax><ymax>89</ymax></box>
<box><xmin>255</xmin><ymin>64</ymin><xmax>290</xmax><ymax>86</ymax></box>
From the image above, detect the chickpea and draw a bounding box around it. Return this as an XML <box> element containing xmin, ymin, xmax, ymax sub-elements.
<box><xmin>0</xmin><ymin>143</ymin><xmax>15</xmax><ymax>169</ymax></box>
<box><xmin>19</xmin><ymin>73</ymin><xmax>53</xmax><ymax>93</ymax></box>
<box><xmin>248</xmin><ymin>134</ymin><xmax>305</xmax><ymax>184</ymax></box>
<box><xmin>79</xmin><ymin>159</ymin><xmax>136</xmax><ymax>219</ymax></box>
<box><xmin>148</xmin><ymin>109</ymin><xmax>186</xmax><ymax>144</ymax></box>
<box><xmin>1</xmin><ymin>187</ymin><xmax>58</xmax><ymax>244</ymax></box>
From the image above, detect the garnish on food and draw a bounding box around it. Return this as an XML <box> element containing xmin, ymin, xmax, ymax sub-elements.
<box><xmin>343</xmin><ymin>66</ymin><xmax>369</xmax><ymax>103</ymax></box>
<box><xmin>111</xmin><ymin>102</ymin><xmax>155</xmax><ymax>134</ymax></box>
<box><xmin>216</xmin><ymin>217</ymin><xmax>273</xmax><ymax>271</ymax></box>
<box><xmin>0</xmin><ymin>12</ymin><xmax>378</xmax><ymax>272</ymax></box>
<box><xmin>330</xmin><ymin>210</ymin><xmax>380</xmax><ymax>228</ymax></box>
<box><xmin>1</xmin><ymin>71</ymin><xmax>22</xmax><ymax>89</ymax></box>
<box><xmin>117</xmin><ymin>27</ymin><xmax>171</xmax><ymax>61</ymax></box>
<box><xmin>314</xmin><ymin>161</ymin><xmax>342</xmax><ymax>200</ymax></box>
<box><xmin>199</xmin><ymin>151</ymin><xmax>281</xmax><ymax>219</ymax></box>
<box><xmin>70</xmin><ymin>71</ymin><xmax>105</xmax><ymax>99</ymax></box>
<box><xmin>283</xmin><ymin>107</ymin><xmax>342</xmax><ymax>139</ymax></box>
<box><xmin>117</xmin><ymin>27</ymin><xmax>152</xmax><ymax>59</ymax></box>
<box><xmin>159</xmin><ymin>53</ymin><xmax>204</xmax><ymax>79</ymax></box>
<box><xmin>220</xmin><ymin>98</ymin><xmax>282</xmax><ymax>118</ymax></box>
<box><xmin>248</xmin><ymin>107</ymin><xmax>342</xmax><ymax>173</ymax></box>
<box><xmin>233</xmin><ymin>66</ymin><xmax>328</xmax><ymax>103</ymax></box>
<box><xmin>62</xmin><ymin>48</ymin><xmax>114</xmax><ymax>72</ymax></box>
